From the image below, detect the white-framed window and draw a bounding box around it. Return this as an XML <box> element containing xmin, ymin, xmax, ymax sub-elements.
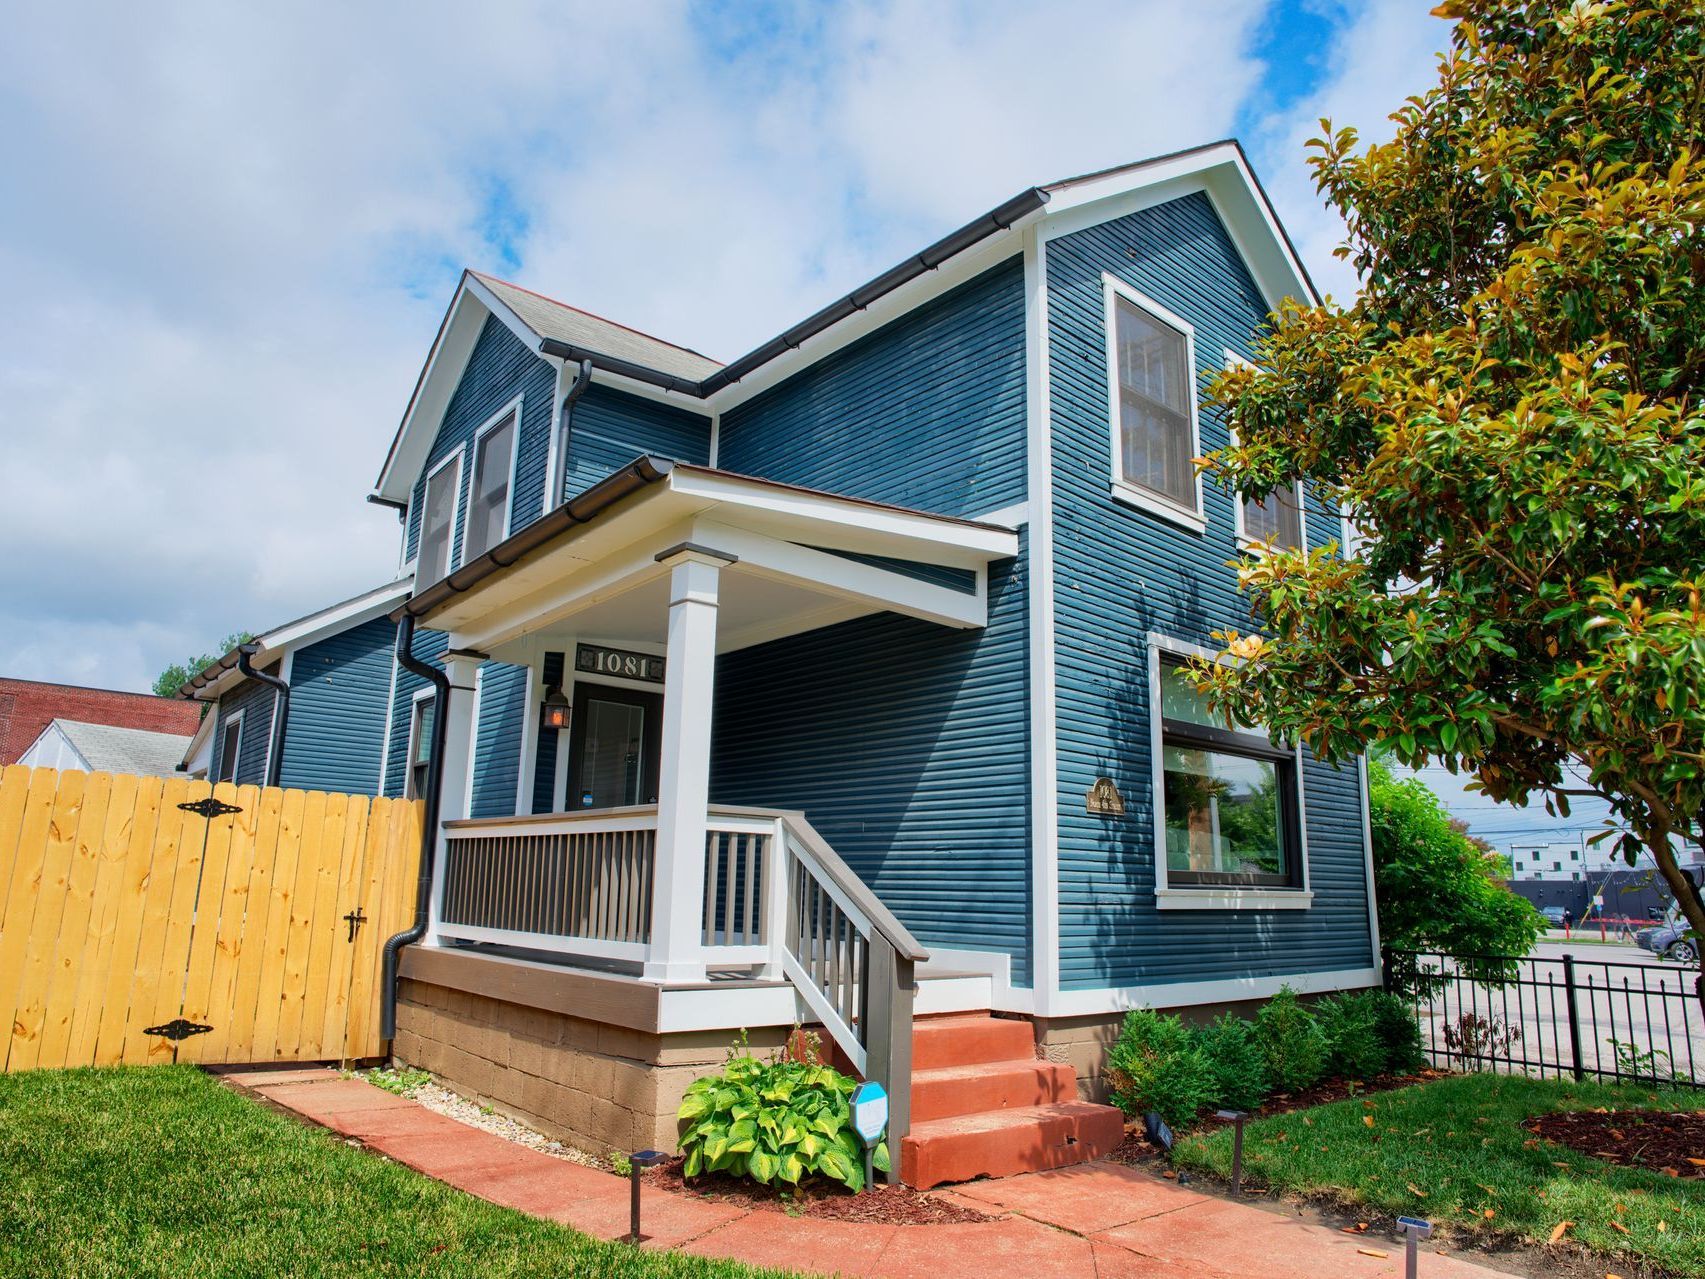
<box><xmin>1104</xmin><ymin>274</ymin><xmax>1204</xmax><ymax>531</ymax></box>
<box><xmin>417</xmin><ymin>450</ymin><xmax>463</xmax><ymax>587</ymax></box>
<box><xmin>463</xmin><ymin>398</ymin><xmax>521</xmax><ymax>563</ymax></box>
<box><xmin>1148</xmin><ymin>633</ymin><xmax>1311</xmax><ymax>910</ymax></box>
<box><xmin>405</xmin><ymin>689</ymin><xmax>436</xmax><ymax>801</ymax></box>
<box><xmin>1223</xmin><ymin>350</ymin><xmax>1307</xmax><ymax>553</ymax></box>
<box><xmin>216</xmin><ymin>711</ymin><xmax>244</xmax><ymax>784</ymax></box>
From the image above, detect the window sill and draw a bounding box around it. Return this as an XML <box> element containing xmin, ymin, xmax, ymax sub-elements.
<box><xmin>1235</xmin><ymin>535</ymin><xmax>1304</xmax><ymax>557</ymax></box>
<box><xmin>1109</xmin><ymin>481</ymin><xmax>1206</xmax><ymax>533</ymax></box>
<box><xmin>1154</xmin><ymin>887</ymin><xmax>1314</xmax><ymax>911</ymax></box>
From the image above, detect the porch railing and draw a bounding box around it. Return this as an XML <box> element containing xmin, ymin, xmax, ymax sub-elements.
<box><xmin>435</xmin><ymin>803</ymin><xmax>925</xmax><ymax>1158</ymax></box>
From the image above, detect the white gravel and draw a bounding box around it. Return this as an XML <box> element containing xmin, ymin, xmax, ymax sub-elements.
<box><xmin>370</xmin><ymin>1073</ymin><xmax>614</xmax><ymax>1173</ymax></box>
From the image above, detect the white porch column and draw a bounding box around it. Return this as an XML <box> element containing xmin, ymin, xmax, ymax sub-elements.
<box><xmin>426</xmin><ymin>647</ymin><xmax>486</xmax><ymax>944</ymax></box>
<box><xmin>644</xmin><ymin>547</ymin><xmax>734</xmax><ymax>983</ymax></box>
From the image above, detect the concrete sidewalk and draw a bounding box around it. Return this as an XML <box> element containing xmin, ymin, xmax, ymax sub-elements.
<box><xmin>227</xmin><ymin>1068</ymin><xmax>1519</xmax><ymax>1279</ymax></box>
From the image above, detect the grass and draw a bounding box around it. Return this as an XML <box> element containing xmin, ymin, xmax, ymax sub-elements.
<box><xmin>0</xmin><ymin>1066</ymin><xmax>788</xmax><ymax>1279</ymax></box>
<box><xmin>1173</xmin><ymin>1072</ymin><xmax>1705</xmax><ymax>1274</ymax></box>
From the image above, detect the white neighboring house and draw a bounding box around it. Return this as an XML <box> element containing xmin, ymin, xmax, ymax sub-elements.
<box><xmin>19</xmin><ymin>718</ymin><xmax>195</xmax><ymax>779</ymax></box>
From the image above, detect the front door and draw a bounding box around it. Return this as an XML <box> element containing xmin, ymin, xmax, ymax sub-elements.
<box><xmin>566</xmin><ymin>682</ymin><xmax>663</xmax><ymax>809</ymax></box>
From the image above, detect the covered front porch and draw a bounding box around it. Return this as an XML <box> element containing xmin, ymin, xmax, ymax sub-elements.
<box><xmin>393</xmin><ymin>457</ymin><xmax>1020</xmax><ymax>1132</ymax></box>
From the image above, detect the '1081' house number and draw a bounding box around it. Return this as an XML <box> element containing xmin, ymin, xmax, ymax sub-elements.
<box><xmin>575</xmin><ymin>643</ymin><xmax>665</xmax><ymax>683</ymax></box>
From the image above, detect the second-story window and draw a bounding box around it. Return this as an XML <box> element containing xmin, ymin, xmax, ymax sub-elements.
<box><xmin>1240</xmin><ymin>485</ymin><xmax>1305</xmax><ymax>551</ymax></box>
<box><xmin>1106</xmin><ymin>276</ymin><xmax>1202</xmax><ymax>527</ymax></box>
<box><xmin>417</xmin><ymin>453</ymin><xmax>461</xmax><ymax>586</ymax></box>
<box><xmin>465</xmin><ymin>406</ymin><xmax>517</xmax><ymax>562</ymax></box>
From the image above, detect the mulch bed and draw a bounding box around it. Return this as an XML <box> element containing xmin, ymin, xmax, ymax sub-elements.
<box><xmin>1525</xmin><ymin>1108</ymin><xmax>1705</xmax><ymax>1178</ymax></box>
<box><xmin>1105</xmin><ymin>1070</ymin><xmax>1443</xmax><ymax>1169</ymax></box>
<box><xmin>642</xmin><ymin>1156</ymin><xmax>996</xmax><ymax>1225</ymax></box>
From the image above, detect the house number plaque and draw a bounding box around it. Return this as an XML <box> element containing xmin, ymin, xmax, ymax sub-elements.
<box><xmin>1086</xmin><ymin>777</ymin><xmax>1125</xmax><ymax>816</ymax></box>
<box><xmin>575</xmin><ymin>643</ymin><xmax>665</xmax><ymax>684</ymax></box>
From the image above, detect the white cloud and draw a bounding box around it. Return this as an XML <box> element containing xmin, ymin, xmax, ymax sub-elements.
<box><xmin>0</xmin><ymin>0</ymin><xmax>1443</xmax><ymax>697</ymax></box>
<box><xmin>1246</xmin><ymin>1</ymin><xmax>1452</xmax><ymax>302</ymax></box>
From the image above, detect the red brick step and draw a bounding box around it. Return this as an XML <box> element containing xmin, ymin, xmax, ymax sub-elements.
<box><xmin>910</xmin><ymin>1058</ymin><xmax>1077</xmax><ymax>1124</ymax></box>
<box><xmin>910</xmin><ymin>1013</ymin><xmax>1035</xmax><ymax>1071</ymax></box>
<box><xmin>900</xmin><ymin>1100</ymin><xmax>1126</xmax><ymax>1189</ymax></box>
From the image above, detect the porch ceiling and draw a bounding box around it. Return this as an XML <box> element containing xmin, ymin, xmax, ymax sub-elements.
<box><xmin>404</xmin><ymin>456</ymin><xmax>1020</xmax><ymax>654</ymax></box>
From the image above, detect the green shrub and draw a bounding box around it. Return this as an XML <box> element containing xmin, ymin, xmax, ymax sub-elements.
<box><xmin>1369</xmin><ymin>991</ymin><xmax>1428</xmax><ymax>1074</ymax></box>
<box><xmin>1316</xmin><ymin>991</ymin><xmax>1385</xmax><ymax>1080</ymax></box>
<box><xmin>1105</xmin><ymin>1009</ymin><xmax>1218</xmax><ymax>1127</ymax></box>
<box><xmin>1194</xmin><ymin>1013</ymin><xmax>1269</xmax><ymax>1111</ymax></box>
<box><xmin>1255</xmin><ymin>986</ymin><xmax>1327</xmax><ymax>1093</ymax></box>
<box><xmin>677</xmin><ymin>1041</ymin><xmax>885</xmax><ymax>1192</ymax></box>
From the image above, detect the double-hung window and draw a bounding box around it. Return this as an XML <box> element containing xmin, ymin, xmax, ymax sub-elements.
<box><xmin>216</xmin><ymin>712</ymin><xmax>243</xmax><ymax>784</ymax></box>
<box><xmin>1239</xmin><ymin>484</ymin><xmax>1305</xmax><ymax>551</ymax></box>
<box><xmin>1156</xmin><ymin>656</ymin><xmax>1302</xmax><ymax>891</ymax></box>
<box><xmin>406</xmin><ymin>694</ymin><xmax>436</xmax><ymax>801</ymax></box>
<box><xmin>465</xmin><ymin>405</ymin><xmax>518</xmax><ymax>562</ymax></box>
<box><xmin>417</xmin><ymin>454</ymin><xmax>461</xmax><ymax>586</ymax></box>
<box><xmin>1107</xmin><ymin>277</ymin><xmax>1203</xmax><ymax>527</ymax></box>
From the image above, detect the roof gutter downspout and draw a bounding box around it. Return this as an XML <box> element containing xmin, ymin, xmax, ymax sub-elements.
<box><xmin>380</xmin><ymin>613</ymin><xmax>451</xmax><ymax>1041</ymax></box>
<box><xmin>236</xmin><ymin>643</ymin><xmax>290</xmax><ymax>788</ymax></box>
<box><xmin>550</xmin><ymin>358</ymin><xmax>594</xmax><ymax>508</ymax></box>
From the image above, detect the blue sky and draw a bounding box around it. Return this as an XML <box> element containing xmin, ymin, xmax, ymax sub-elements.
<box><xmin>0</xmin><ymin>1</ymin><xmax>1591</xmax><ymax>848</ymax></box>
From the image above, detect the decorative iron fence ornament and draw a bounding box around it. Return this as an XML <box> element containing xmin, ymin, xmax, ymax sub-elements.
<box><xmin>178</xmin><ymin>796</ymin><xmax>243</xmax><ymax>819</ymax></box>
<box><xmin>144</xmin><ymin>1018</ymin><xmax>213</xmax><ymax>1042</ymax></box>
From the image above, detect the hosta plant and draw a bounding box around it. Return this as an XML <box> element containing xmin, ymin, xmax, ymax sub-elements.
<box><xmin>677</xmin><ymin>1043</ymin><xmax>889</xmax><ymax>1192</ymax></box>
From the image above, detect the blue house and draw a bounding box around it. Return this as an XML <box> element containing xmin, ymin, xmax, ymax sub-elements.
<box><xmin>178</xmin><ymin>577</ymin><xmax>411</xmax><ymax>794</ymax></box>
<box><xmin>242</xmin><ymin>141</ymin><xmax>1378</xmax><ymax>1186</ymax></box>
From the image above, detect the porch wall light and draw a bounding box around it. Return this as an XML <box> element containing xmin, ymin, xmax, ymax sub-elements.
<box><xmin>541</xmin><ymin>685</ymin><xmax>571</xmax><ymax>732</ymax></box>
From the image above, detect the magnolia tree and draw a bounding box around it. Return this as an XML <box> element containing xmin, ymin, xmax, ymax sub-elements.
<box><xmin>1193</xmin><ymin>0</ymin><xmax>1705</xmax><ymax>986</ymax></box>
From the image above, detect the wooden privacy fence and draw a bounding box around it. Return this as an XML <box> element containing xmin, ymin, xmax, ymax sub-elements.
<box><xmin>0</xmin><ymin>765</ymin><xmax>422</xmax><ymax>1072</ymax></box>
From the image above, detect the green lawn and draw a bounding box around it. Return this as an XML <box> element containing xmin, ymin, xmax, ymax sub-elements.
<box><xmin>0</xmin><ymin>1066</ymin><xmax>787</xmax><ymax>1279</ymax></box>
<box><xmin>1173</xmin><ymin>1073</ymin><xmax>1705</xmax><ymax>1274</ymax></box>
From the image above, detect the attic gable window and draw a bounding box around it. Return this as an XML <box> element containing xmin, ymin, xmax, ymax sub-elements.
<box><xmin>417</xmin><ymin>452</ymin><xmax>461</xmax><ymax>587</ymax></box>
<box><xmin>1104</xmin><ymin>275</ymin><xmax>1204</xmax><ymax>531</ymax></box>
<box><xmin>464</xmin><ymin>402</ymin><xmax>519</xmax><ymax>562</ymax></box>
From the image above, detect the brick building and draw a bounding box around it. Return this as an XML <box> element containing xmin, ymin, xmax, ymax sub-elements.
<box><xmin>0</xmin><ymin>677</ymin><xmax>203</xmax><ymax>766</ymax></box>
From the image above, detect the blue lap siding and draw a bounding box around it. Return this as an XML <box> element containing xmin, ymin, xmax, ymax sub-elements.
<box><xmin>382</xmin><ymin>626</ymin><xmax>447</xmax><ymax>799</ymax></box>
<box><xmin>562</xmin><ymin>385</ymin><xmax>710</xmax><ymax>497</ymax></box>
<box><xmin>277</xmin><ymin>616</ymin><xmax>397</xmax><ymax>794</ymax></box>
<box><xmin>405</xmin><ymin>315</ymin><xmax>557</xmax><ymax>567</ymax></box>
<box><xmin>212</xmin><ymin>675</ymin><xmax>279</xmax><ymax>787</ymax></box>
<box><xmin>717</xmin><ymin>257</ymin><xmax>1027</xmax><ymax>519</ymax></box>
<box><xmin>470</xmin><ymin>661</ymin><xmax>530</xmax><ymax>818</ymax></box>
<box><xmin>1046</xmin><ymin>191</ymin><xmax>1373</xmax><ymax>991</ymax></box>
<box><xmin>711</xmin><ymin>545</ymin><xmax>1031</xmax><ymax>983</ymax></box>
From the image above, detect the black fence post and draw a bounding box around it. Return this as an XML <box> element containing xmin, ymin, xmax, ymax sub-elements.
<box><xmin>1562</xmin><ymin>954</ymin><xmax>1585</xmax><ymax>1082</ymax></box>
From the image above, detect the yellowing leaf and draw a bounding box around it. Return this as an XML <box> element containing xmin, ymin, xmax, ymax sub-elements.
<box><xmin>1364</xmin><ymin>1115</ymin><xmax>1376</xmax><ymax>1127</ymax></box>
<box><xmin>1548</xmin><ymin>1221</ymin><xmax>1571</xmax><ymax>1244</ymax></box>
<box><xmin>1407</xmin><ymin>1182</ymin><xmax>1428</xmax><ymax>1198</ymax></box>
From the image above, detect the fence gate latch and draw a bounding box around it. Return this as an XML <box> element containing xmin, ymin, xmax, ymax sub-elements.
<box><xmin>179</xmin><ymin>796</ymin><xmax>243</xmax><ymax>819</ymax></box>
<box><xmin>343</xmin><ymin>907</ymin><xmax>367</xmax><ymax>942</ymax></box>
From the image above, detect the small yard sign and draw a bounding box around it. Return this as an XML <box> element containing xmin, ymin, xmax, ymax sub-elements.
<box><xmin>850</xmin><ymin>1080</ymin><xmax>888</xmax><ymax>1145</ymax></box>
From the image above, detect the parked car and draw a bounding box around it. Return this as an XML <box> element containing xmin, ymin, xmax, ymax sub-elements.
<box><xmin>1539</xmin><ymin>905</ymin><xmax>1568</xmax><ymax>928</ymax></box>
<box><xmin>1635</xmin><ymin>913</ymin><xmax>1698</xmax><ymax>964</ymax></box>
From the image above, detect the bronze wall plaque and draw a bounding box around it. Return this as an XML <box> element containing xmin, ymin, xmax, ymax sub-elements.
<box><xmin>1087</xmin><ymin>777</ymin><xmax>1125</xmax><ymax>816</ymax></box>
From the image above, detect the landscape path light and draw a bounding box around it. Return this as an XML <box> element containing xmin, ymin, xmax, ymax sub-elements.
<box><xmin>1214</xmin><ymin>1110</ymin><xmax>1249</xmax><ymax>1195</ymax></box>
<box><xmin>625</xmin><ymin>1149</ymin><xmax>668</xmax><ymax>1243</ymax></box>
<box><xmin>1397</xmin><ymin>1216</ymin><xmax>1433</xmax><ymax>1279</ymax></box>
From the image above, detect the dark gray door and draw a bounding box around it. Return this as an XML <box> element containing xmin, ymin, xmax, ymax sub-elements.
<box><xmin>566</xmin><ymin>682</ymin><xmax>663</xmax><ymax>809</ymax></box>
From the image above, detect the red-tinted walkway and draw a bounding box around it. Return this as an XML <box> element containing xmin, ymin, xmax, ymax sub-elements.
<box><xmin>228</xmin><ymin>1068</ymin><xmax>1518</xmax><ymax>1279</ymax></box>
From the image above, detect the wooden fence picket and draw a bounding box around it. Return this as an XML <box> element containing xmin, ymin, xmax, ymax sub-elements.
<box><xmin>0</xmin><ymin>764</ymin><xmax>420</xmax><ymax>1072</ymax></box>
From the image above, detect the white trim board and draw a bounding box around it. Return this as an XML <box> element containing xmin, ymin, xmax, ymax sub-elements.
<box><xmin>1044</xmin><ymin>967</ymin><xmax>1382</xmax><ymax>1018</ymax></box>
<box><xmin>1023</xmin><ymin>222</ymin><xmax>1061</xmax><ymax>1015</ymax></box>
<box><xmin>458</xmin><ymin>394</ymin><xmax>524</xmax><ymax>568</ymax></box>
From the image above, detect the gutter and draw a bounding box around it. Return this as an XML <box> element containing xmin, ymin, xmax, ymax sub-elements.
<box><xmin>393</xmin><ymin>454</ymin><xmax>675</xmax><ymax>621</ymax></box>
<box><xmin>379</xmin><ymin>613</ymin><xmax>452</xmax><ymax>1040</ymax></box>
<box><xmin>236</xmin><ymin>643</ymin><xmax>290</xmax><ymax>788</ymax></box>
<box><xmin>535</xmin><ymin>187</ymin><xmax>1049</xmax><ymax>398</ymax></box>
<box><xmin>549</xmin><ymin>358</ymin><xmax>595</xmax><ymax>505</ymax></box>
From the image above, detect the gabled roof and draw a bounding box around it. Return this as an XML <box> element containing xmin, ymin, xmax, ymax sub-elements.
<box><xmin>30</xmin><ymin>719</ymin><xmax>194</xmax><ymax>778</ymax></box>
<box><xmin>178</xmin><ymin>575</ymin><xmax>412</xmax><ymax>700</ymax></box>
<box><xmin>372</xmin><ymin>139</ymin><xmax>1318</xmax><ymax>505</ymax></box>
<box><xmin>471</xmin><ymin>273</ymin><xmax>722</xmax><ymax>383</ymax></box>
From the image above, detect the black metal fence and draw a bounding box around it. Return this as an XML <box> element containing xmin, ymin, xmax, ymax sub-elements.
<box><xmin>1385</xmin><ymin>948</ymin><xmax>1705</xmax><ymax>1088</ymax></box>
